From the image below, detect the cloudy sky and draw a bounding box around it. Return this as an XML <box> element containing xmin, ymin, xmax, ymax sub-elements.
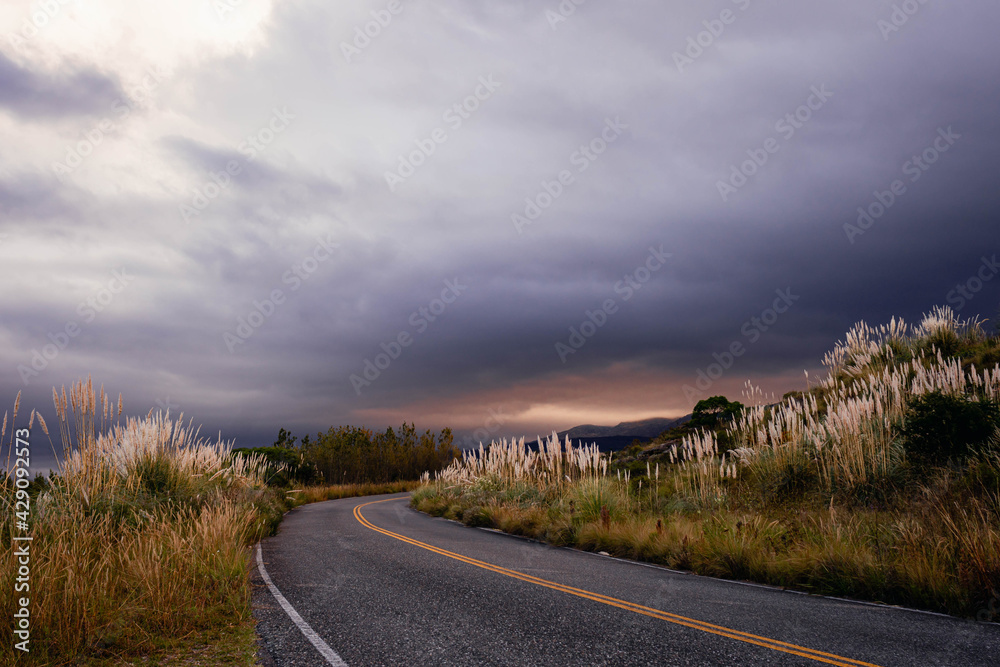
<box><xmin>2</xmin><ymin>0</ymin><xmax>998</xmax><ymax>466</ymax></box>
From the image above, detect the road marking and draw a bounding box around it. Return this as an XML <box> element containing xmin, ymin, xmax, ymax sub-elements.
<box><xmin>355</xmin><ymin>498</ymin><xmax>881</xmax><ymax>667</ymax></box>
<box><xmin>255</xmin><ymin>544</ymin><xmax>349</xmax><ymax>667</ymax></box>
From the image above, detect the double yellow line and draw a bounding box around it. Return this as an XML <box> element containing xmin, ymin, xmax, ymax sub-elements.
<box><xmin>354</xmin><ymin>498</ymin><xmax>881</xmax><ymax>667</ymax></box>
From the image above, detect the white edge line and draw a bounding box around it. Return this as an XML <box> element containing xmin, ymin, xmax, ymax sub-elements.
<box><xmin>256</xmin><ymin>543</ymin><xmax>349</xmax><ymax>667</ymax></box>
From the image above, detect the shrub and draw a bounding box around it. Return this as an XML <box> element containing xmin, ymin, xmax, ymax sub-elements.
<box><xmin>761</xmin><ymin>458</ymin><xmax>820</xmax><ymax>501</ymax></box>
<box><xmin>900</xmin><ymin>392</ymin><xmax>1000</xmax><ymax>467</ymax></box>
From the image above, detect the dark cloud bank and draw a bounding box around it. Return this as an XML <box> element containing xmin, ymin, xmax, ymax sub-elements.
<box><xmin>2</xmin><ymin>1</ymin><xmax>999</xmax><ymax>473</ymax></box>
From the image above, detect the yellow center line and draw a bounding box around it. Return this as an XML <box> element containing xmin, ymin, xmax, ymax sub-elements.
<box><xmin>354</xmin><ymin>498</ymin><xmax>882</xmax><ymax>667</ymax></box>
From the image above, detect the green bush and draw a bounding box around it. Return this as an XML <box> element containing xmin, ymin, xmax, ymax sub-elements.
<box><xmin>900</xmin><ymin>392</ymin><xmax>1000</xmax><ymax>467</ymax></box>
<box><xmin>690</xmin><ymin>395</ymin><xmax>744</xmax><ymax>430</ymax></box>
<box><xmin>762</xmin><ymin>459</ymin><xmax>820</xmax><ymax>501</ymax></box>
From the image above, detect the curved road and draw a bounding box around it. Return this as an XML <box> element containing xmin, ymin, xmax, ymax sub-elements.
<box><xmin>252</xmin><ymin>493</ymin><xmax>999</xmax><ymax>666</ymax></box>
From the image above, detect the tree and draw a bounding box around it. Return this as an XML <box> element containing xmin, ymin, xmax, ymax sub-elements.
<box><xmin>297</xmin><ymin>423</ymin><xmax>459</xmax><ymax>485</ymax></box>
<box><xmin>690</xmin><ymin>396</ymin><xmax>744</xmax><ymax>430</ymax></box>
<box><xmin>273</xmin><ymin>428</ymin><xmax>298</xmax><ymax>449</ymax></box>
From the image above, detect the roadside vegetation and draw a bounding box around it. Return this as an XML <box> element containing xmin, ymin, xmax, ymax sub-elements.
<box><xmin>0</xmin><ymin>380</ymin><xmax>442</xmax><ymax>666</ymax></box>
<box><xmin>233</xmin><ymin>422</ymin><xmax>459</xmax><ymax>487</ymax></box>
<box><xmin>413</xmin><ymin>307</ymin><xmax>1000</xmax><ymax>619</ymax></box>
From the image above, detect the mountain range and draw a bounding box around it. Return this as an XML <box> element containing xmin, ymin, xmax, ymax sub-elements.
<box><xmin>558</xmin><ymin>416</ymin><xmax>690</xmax><ymax>440</ymax></box>
<box><xmin>527</xmin><ymin>415</ymin><xmax>692</xmax><ymax>453</ymax></box>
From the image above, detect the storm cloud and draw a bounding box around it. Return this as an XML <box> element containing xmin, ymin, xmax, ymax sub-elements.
<box><xmin>2</xmin><ymin>0</ymin><xmax>998</xmax><ymax>471</ymax></box>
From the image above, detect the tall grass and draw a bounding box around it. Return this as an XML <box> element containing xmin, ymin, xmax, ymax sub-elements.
<box><xmin>0</xmin><ymin>378</ymin><xmax>431</xmax><ymax>664</ymax></box>
<box><xmin>675</xmin><ymin>306</ymin><xmax>1000</xmax><ymax>496</ymax></box>
<box><xmin>414</xmin><ymin>307</ymin><xmax>1000</xmax><ymax>617</ymax></box>
<box><xmin>0</xmin><ymin>379</ymin><xmax>276</xmax><ymax>664</ymax></box>
<box><xmin>430</xmin><ymin>433</ymin><xmax>606</xmax><ymax>491</ymax></box>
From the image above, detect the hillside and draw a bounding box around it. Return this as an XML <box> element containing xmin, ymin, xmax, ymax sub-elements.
<box><xmin>416</xmin><ymin>306</ymin><xmax>1000</xmax><ymax>619</ymax></box>
<box><xmin>560</xmin><ymin>416</ymin><xmax>690</xmax><ymax>439</ymax></box>
<box><xmin>523</xmin><ymin>415</ymin><xmax>692</xmax><ymax>453</ymax></box>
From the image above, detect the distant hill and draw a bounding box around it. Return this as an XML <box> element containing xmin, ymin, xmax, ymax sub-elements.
<box><xmin>561</xmin><ymin>416</ymin><xmax>689</xmax><ymax>440</ymax></box>
<box><xmin>527</xmin><ymin>415</ymin><xmax>692</xmax><ymax>453</ymax></box>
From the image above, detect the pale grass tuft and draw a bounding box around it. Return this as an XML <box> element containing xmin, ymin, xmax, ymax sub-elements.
<box><xmin>0</xmin><ymin>378</ymin><xmax>273</xmax><ymax>663</ymax></box>
<box><xmin>35</xmin><ymin>412</ymin><xmax>49</xmax><ymax>436</ymax></box>
<box><xmin>414</xmin><ymin>308</ymin><xmax>1000</xmax><ymax>618</ymax></box>
<box><xmin>434</xmin><ymin>432</ymin><xmax>607</xmax><ymax>491</ymax></box>
<box><xmin>675</xmin><ymin>307</ymin><xmax>1000</xmax><ymax>494</ymax></box>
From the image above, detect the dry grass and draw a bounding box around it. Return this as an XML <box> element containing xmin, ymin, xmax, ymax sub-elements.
<box><xmin>430</xmin><ymin>433</ymin><xmax>606</xmax><ymax>491</ymax></box>
<box><xmin>415</xmin><ymin>483</ymin><xmax>1000</xmax><ymax>615</ymax></box>
<box><xmin>0</xmin><ymin>379</ymin><xmax>272</xmax><ymax>665</ymax></box>
<box><xmin>0</xmin><ymin>500</ymin><xmax>258</xmax><ymax>665</ymax></box>
<box><xmin>414</xmin><ymin>307</ymin><xmax>1000</xmax><ymax>618</ymax></box>
<box><xmin>0</xmin><ymin>379</ymin><xmax>421</xmax><ymax>665</ymax></box>
<box><xmin>291</xmin><ymin>480</ymin><xmax>420</xmax><ymax>506</ymax></box>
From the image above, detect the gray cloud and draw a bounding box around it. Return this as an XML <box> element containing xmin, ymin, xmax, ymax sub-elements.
<box><xmin>0</xmin><ymin>51</ymin><xmax>124</xmax><ymax>119</ymax></box>
<box><xmin>3</xmin><ymin>1</ymin><xmax>1000</xmax><ymax>471</ymax></box>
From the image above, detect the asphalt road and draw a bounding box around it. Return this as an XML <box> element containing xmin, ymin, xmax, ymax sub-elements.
<box><xmin>252</xmin><ymin>493</ymin><xmax>1000</xmax><ymax>666</ymax></box>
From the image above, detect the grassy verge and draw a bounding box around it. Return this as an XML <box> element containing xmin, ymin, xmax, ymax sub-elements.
<box><xmin>412</xmin><ymin>307</ymin><xmax>1000</xmax><ymax>620</ymax></box>
<box><xmin>0</xmin><ymin>380</ymin><xmax>419</xmax><ymax>666</ymax></box>
<box><xmin>285</xmin><ymin>480</ymin><xmax>420</xmax><ymax>508</ymax></box>
<box><xmin>413</xmin><ymin>469</ymin><xmax>999</xmax><ymax>617</ymax></box>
